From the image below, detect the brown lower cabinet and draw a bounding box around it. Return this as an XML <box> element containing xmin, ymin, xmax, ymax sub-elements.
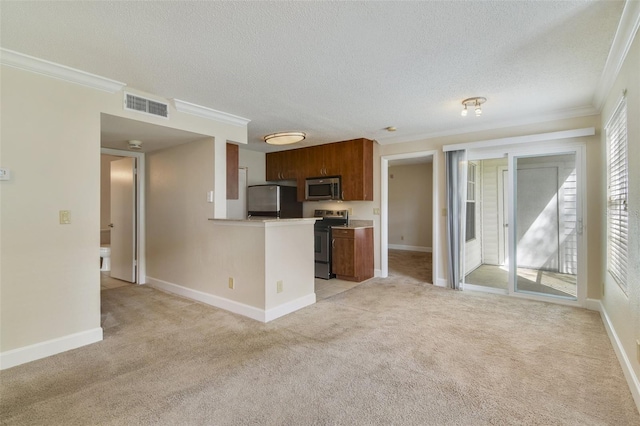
<box><xmin>332</xmin><ymin>227</ymin><xmax>374</xmax><ymax>282</ymax></box>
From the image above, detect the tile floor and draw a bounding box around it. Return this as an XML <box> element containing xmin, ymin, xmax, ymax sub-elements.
<box><xmin>100</xmin><ymin>272</ymin><xmax>132</xmax><ymax>291</ymax></box>
<box><xmin>314</xmin><ymin>277</ymin><xmax>363</xmax><ymax>300</ymax></box>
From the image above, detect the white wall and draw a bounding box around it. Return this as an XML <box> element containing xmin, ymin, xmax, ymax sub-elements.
<box><xmin>239</xmin><ymin>148</ymin><xmax>267</xmax><ymax>186</ymax></box>
<box><xmin>388</xmin><ymin>163</ymin><xmax>433</xmax><ymax>250</ymax></box>
<box><xmin>599</xmin><ymin>22</ymin><xmax>640</xmax><ymax>403</ymax></box>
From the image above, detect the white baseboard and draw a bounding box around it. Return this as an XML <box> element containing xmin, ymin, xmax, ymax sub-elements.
<box><xmin>264</xmin><ymin>294</ymin><xmax>316</xmax><ymax>322</ymax></box>
<box><xmin>596</xmin><ymin>300</ymin><xmax>640</xmax><ymax>413</ymax></box>
<box><xmin>0</xmin><ymin>327</ymin><xmax>103</xmax><ymax>370</ymax></box>
<box><xmin>584</xmin><ymin>298</ymin><xmax>601</xmax><ymax>312</ymax></box>
<box><xmin>388</xmin><ymin>244</ymin><xmax>432</xmax><ymax>253</ymax></box>
<box><xmin>375</xmin><ymin>268</ymin><xmax>382</xmax><ymax>277</ymax></box>
<box><xmin>147</xmin><ymin>276</ymin><xmax>315</xmax><ymax>323</ymax></box>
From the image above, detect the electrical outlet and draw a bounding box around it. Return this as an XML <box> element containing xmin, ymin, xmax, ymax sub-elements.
<box><xmin>228</xmin><ymin>277</ymin><xmax>234</xmax><ymax>289</ymax></box>
<box><xmin>348</xmin><ymin>208</ymin><xmax>353</xmax><ymax>215</ymax></box>
<box><xmin>373</xmin><ymin>208</ymin><xmax>380</xmax><ymax>215</ymax></box>
<box><xmin>59</xmin><ymin>210</ymin><xmax>71</xmax><ymax>224</ymax></box>
<box><xmin>277</xmin><ymin>280</ymin><xmax>283</xmax><ymax>293</ymax></box>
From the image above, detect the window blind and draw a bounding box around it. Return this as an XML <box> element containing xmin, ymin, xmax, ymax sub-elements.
<box><xmin>606</xmin><ymin>96</ymin><xmax>628</xmax><ymax>293</ymax></box>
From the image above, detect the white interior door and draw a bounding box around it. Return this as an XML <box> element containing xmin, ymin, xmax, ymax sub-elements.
<box><xmin>110</xmin><ymin>157</ymin><xmax>136</xmax><ymax>282</ymax></box>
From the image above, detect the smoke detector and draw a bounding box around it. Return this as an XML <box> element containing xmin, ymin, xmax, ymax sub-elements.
<box><xmin>128</xmin><ymin>140</ymin><xmax>143</xmax><ymax>150</ymax></box>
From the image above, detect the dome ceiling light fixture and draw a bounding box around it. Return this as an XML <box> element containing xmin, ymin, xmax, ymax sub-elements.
<box><xmin>461</xmin><ymin>97</ymin><xmax>487</xmax><ymax>117</ymax></box>
<box><xmin>128</xmin><ymin>139</ymin><xmax>143</xmax><ymax>150</ymax></box>
<box><xmin>263</xmin><ymin>131</ymin><xmax>306</xmax><ymax>145</ymax></box>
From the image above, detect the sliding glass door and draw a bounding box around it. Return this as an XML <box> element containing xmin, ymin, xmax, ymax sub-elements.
<box><xmin>463</xmin><ymin>145</ymin><xmax>584</xmax><ymax>304</ymax></box>
<box><xmin>512</xmin><ymin>152</ymin><xmax>579</xmax><ymax>300</ymax></box>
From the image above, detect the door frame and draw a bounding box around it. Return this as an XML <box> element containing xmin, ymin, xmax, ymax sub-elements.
<box><xmin>380</xmin><ymin>150</ymin><xmax>439</xmax><ymax>285</ymax></box>
<box><xmin>101</xmin><ymin>147</ymin><xmax>146</xmax><ymax>284</ymax></box>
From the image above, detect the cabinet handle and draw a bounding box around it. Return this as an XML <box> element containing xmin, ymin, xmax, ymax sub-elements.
<box><xmin>332</xmin><ymin>239</ymin><xmax>335</xmax><ymax>248</ymax></box>
<box><xmin>342</xmin><ymin>191</ymin><xmax>344</xmax><ymax>200</ymax></box>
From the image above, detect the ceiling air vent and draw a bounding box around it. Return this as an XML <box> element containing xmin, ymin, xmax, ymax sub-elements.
<box><xmin>124</xmin><ymin>93</ymin><xmax>169</xmax><ymax>119</ymax></box>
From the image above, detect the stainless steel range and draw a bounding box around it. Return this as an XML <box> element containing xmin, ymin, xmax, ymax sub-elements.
<box><xmin>314</xmin><ymin>209</ymin><xmax>349</xmax><ymax>279</ymax></box>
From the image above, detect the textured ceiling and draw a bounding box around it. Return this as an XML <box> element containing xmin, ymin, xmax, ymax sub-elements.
<box><xmin>0</xmin><ymin>1</ymin><xmax>625</xmax><ymax>152</ymax></box>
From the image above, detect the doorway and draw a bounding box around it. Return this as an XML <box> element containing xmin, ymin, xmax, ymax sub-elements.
<box><xmin>381</xmin><ymin>150</ymin><xmax>439</xmax><ymax>284</ymax></box>
<box><xmin>101</xmin><ymin>148</ymin><xmax>145</xmax><ymax>284</ymax></box>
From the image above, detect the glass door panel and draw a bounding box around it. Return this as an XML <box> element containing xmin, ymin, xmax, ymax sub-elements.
<box><xmin>513</xmin><ymin>153</ymin><xmax>577</xmax><ymax>300</ymax></box>
<box><xmin>464</xmin><ymin>156</ymin><xmax>509</xmax><ymax>291</ymax></box>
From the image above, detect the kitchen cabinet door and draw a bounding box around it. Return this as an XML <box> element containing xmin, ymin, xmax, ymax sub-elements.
<box><xmin>332</xmin><ymin>227</ymin><xmax>374</xmax><ymax>282</ymax></box>
<box><xmin>335</xmin><ymin>138</ymin><xmax>374</xmax><ymax>201</ymax></box>
<box><xmin>332</xmin><ymin>232</ymin><xmax>355</xmax><ymax>278</ymax></box>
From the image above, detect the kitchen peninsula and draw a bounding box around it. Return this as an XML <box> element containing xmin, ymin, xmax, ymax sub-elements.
<box><xmin>206</xmin><ymin>217</ymin><xmax>317</xmax><ymax>322</ymax></box>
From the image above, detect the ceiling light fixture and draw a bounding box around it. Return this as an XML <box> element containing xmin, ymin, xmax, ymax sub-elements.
<box><xmin>128</xmin><ymin>139</ymin><xmax>143</xmax><ymax>150</ymax></box>
<box><xmin>263</xmin><ymin>131</ymin><xmax>306</xmax><ymax>145</ymax></box>
<box><xmin>461</xmin><ymin>97</ymin><xmax>486</xmax><ymax>117</ymax></box>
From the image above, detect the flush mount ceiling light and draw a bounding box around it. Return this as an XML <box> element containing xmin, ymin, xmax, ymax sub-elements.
<box><xmin>461</xmin><ymin>97</ymin><xmax>487</xmax><ymax>117</ymax></box>
<box><xmin>263</xmin><ymin>131</ymin><xmax>306</xmax><ymax>145</ymax></box>
<box><xmin>128</xmin><ymin>139</ymin><xmax>143</xmax><ymax>150</ymax></box>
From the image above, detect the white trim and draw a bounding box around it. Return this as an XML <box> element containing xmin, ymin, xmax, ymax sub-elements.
<box><xmin>597</xmin><ymin>300</ymin><xmax>640</xmax><ymax>412</ymax></box>
<box><xmin>101</xmin><ymin>148</ymin><xmax>146</xmax><ymax>284</ymax></box>
<box><xmin>435</xmin><ymin>278</ymin><xmax>448</xmax><ymax>288</ymax></box>
<box><xmin>388</xmin><ymin>244</ymin><xmax>432</xmax><ymax>253</ymax></box>
<box><xmin>462</xmin><ymin>283</ymin><xmax>508</xmax><ymax>295</ymax></box>
<box><xmin>593</xmin><ymin>0</ymin><xmax>640</xmax><ymax>110</ymax></box>
<box><xmin>146</xmin><ymin>277</ymin><xmax>314</xmax><ymax>323</ymax></box>
<box><xmin>442</xmin><ymin>128</ymin><xmax>595</xmax><ymax>152</ymax></box>
<box><xmin>0</xmin><ymin>48</ymin><xmax>126</xmax><ymax>93</ymax></box>
<box><xmin>374</xmin><ymin>268</ymin><xmax>382</xmax><ymax>277</ymax></box>
<box><xmin>173</xmin><ymin>99</ymin><xmax>251</xmax><ymax>127</ymax></box>
<box><xmin>0</xmin><ymin>328</ymin><xmax>103</xmax><ymax>370</ymax></box>
<box><xmin>376</xmin><ymin>107</ymin><xmax>598</xmax><ymax>146</ymax></box>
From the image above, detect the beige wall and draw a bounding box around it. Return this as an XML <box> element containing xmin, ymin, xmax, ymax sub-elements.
<box><xmin>146</xmin><ymin>137</ymin><xmax>218</xmax><ymax>291</ymax></box>
<box><xmin>600</xmin><ymin>27</ymin><xmax>640</xmax><ymax>391</ymax></box>
<box><xmin>146</xmin><ymin>141</ymin><xmax>315</xmax><ymax>311</ymax></box>
<box><xmin>0</xmin><ymin>63</ymin><xmax>246</xmax><ymax>364</ymax></box>
<box><xmin>388</xmin><ymin>163</ymin><xmax>433</xmax><ymax>249</ymax></box>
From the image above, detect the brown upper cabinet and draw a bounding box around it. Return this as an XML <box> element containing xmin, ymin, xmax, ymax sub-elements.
<box><xmin>265</xmin><ymin>138</ymin><xmax>373</xmax><ymax>201</ymax></box>
<box><xmin>226</xmin><ymin>143</ymin><xmax>239</xmax><ymax>200</ymax></box>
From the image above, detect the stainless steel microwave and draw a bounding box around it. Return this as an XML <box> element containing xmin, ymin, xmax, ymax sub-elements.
<box><xmin>305</xmin><ymin>176</ymin><xmax>341</xmax><ymax>201</ymax></box>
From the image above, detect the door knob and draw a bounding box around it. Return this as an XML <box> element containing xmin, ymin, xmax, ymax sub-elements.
<box><xmin>108</xmin><ymin>223</ymin><xmax>114</xmax><ymax>228</ymax></box>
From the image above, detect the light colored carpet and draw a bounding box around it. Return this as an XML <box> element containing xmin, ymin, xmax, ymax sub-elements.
<box><xmin>1</xmin><ymin>255</ymin><xmax>638</xmax><ymax>425</ymax></box>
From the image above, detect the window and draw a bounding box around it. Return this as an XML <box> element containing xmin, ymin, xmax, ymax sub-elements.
<box><xmin>466</xmin><ymin>162</ymin><xmax>476</xmax><ymax>242</ymax></box>
<box><xmin>605</xmin><ymin>94</ymin><xmax>628</xmax><ymax>293</ymax></box>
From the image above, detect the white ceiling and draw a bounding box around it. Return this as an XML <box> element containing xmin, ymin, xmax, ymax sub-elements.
<box><xmin>0</xmin><ymin>1</ymin><xmax>625</xmax><ymax>153</ymax></box>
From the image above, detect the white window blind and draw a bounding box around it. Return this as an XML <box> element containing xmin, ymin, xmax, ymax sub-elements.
<box><xmin>605</xmin><ymin>95</ymin><xmax>628</xmax><ymax>293</ymax></box>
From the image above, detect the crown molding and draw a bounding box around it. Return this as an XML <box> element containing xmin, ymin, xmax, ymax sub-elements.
<box><xmin>0</xmin><ymin>48</ymin><xmax>126</xmax><ymax>93</ymax></box>
<box><xmin>593</xmin><ymin>0</ymin><xmax>640</xmax><ymax>110</ymax></box>
<box><xmin>173</xmin><ymin>99</ymin><xmax>251</xmax><ymax>127</ymax></box>
<box><xmin>376</xmin><ymin>105</ymin><xmax>599</xmax><ymax>146</ymax></box>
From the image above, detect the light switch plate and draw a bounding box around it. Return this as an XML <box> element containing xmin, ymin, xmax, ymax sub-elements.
<box><xmin>0</xmin><ymin>168</ymin><xmax>10</xmax><ymax>181</ymax></box>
